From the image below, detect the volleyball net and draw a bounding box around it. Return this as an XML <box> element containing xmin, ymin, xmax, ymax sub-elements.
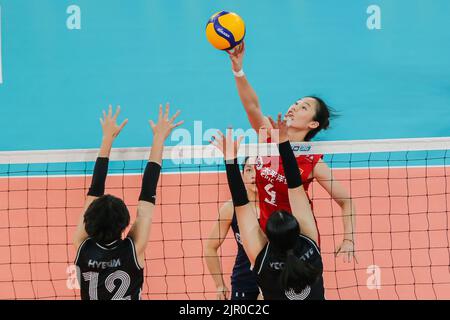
<box><xmin>0</xmin><ymin>137</ymin><xmax>449</xmax><ymax>299</ymax></box>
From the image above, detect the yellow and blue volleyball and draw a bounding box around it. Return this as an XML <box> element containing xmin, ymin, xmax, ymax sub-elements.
<box><xmin>205</xmin><ymin>11</ymin><xmax>246</xmax><ymax>50</ymax></box>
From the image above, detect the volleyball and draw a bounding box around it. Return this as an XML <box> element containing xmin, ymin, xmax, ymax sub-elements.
<box><xmin>205</xmin><ymin>11</ymin><xmax>246</xmax><ymax>50</ymax></box>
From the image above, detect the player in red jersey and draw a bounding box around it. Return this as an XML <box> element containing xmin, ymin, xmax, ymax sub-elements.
<box><xmin>254</xmin><ymin>142</ymin><xmax>322</xmax><ymax>233</ymax></box>
<box><xmin>227</xmin><ymin>43</ymin><xmax>356</xmax><ymax>262</ymax></box>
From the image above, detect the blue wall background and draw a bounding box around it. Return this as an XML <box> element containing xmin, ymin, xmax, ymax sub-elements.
<box><xmin>0</xmin><ymin>0</ymin><xmax>449</xmax><ymax>151</ymax></box>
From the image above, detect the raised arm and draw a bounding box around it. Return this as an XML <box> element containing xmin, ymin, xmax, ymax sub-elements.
<box><xmin>228</xmin><ymin>43</ymin><xmax>272</xmax><ymax>132</ymax></box>
<box><xmin>127</xmin><ymin>104</ymin><xmax>183</xmax><ymax>267</ymax></box>
<box><xmin>269</xmin><ymin>115</ymin><xmax>319</xmax><ymax>244</ymax></box>
<box><xmin>210</xmin><ymin>129</ymin><xmax>266</xmax><ymax>265</ymax></box>
<box><xmin>73</xmin><ymin>105</ymin><xmax>128</xmax><ymax>251</ymax></box>
<box><xmin>204</xmin><ymin>201</ymin><xmax>234</xmax><ymax>300</ymax></box>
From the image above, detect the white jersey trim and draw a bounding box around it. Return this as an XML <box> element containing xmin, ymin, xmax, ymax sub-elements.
<box><xmin>95</xmin><ymin>240</ymin><xmax>120</xmax><ymax>251</ymax></box>
<box><xmin>74</xmin><ymin>237</ymin><xmax>91</xmax><ymax>265</ymax></box>
<box><xmin>127</xmin><ymin>237</ymin><xmax>143</xmax><ymax>270</ymax></box>
<box><xmin>299</xmin><ymin>234</ymin><xmax>320</xmax><ymax>255</ymax></box>
<box><xmin>257</xmin><ymin>243</ymin><xmax>270</xmax><ymax>275</ymax></box>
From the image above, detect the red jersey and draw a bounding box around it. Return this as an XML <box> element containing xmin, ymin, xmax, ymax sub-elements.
<box><xmin>255</xmin><ymin>151</ymin><xmax>323</xmax><ymax>232</ymax></box>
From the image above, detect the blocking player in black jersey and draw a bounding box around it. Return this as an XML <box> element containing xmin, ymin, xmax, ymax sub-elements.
<box><xmin>73</xmin><ymin>104</ymin><xmax>182</xmax><ymax>300</ymax></box>
<box><xmin>204</xmin><ymin>157</ymin><xmax>260</xmax><ymax>300</ymax></box>
<box><xmin>210</xmin><ymin>114</ymin><xmax>325</xmax><ymax>300</ymax></box>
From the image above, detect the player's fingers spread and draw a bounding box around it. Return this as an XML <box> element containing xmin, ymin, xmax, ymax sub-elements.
<box><xmin>118</xmin><ymin>119</ymin><xmax>128</xmax><ymax>131</ymax></box>
<box><xmin>164</xmin><ymin>103</ymin><xmax>170</xmax><ymax>120</ymax></box>
<box><xmin>335</xmin><ymin>246</ymin><xmax>342</xmax><ymax>257</ymax></box>
<box><xmin>277</xmin><ymin>113</ymin><xmax>282</xmax><ymax>124</ymax></box>
<box><xmin>172</xmin><ymin>120</ymin><xmax>184</xmax><ymax>129</ymax></box>
<box><xmin>158</xmin><ymin>104</ymin><xmax>163</xmax><ymax>120</ymax></box>
<box><xmin>267</xmin><ymin>116</ymin><xmax>276</xmax><ymax>128</ymax></box>
<box><xmin>113</xmin><ymin>105</ymin><xmax>121</xmax><ymax>120</ymax></box>
<box><xmin>212</xmin><ymin>134</ymin><xmax>222</xmax><ymax>145</ymax></box>
<box><xmin>169</xmin><ymin>110</ymin><xmax>181</xmax><ymax>123</ymax></box>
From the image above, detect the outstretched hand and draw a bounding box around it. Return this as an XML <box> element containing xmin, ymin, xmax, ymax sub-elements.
<box><xmin>100</xmin><ymin>105</ymin><xmax>128</xmax><ymax>140</ymax></box>
<box><xmin>149</xmin><ymin>103</ymin><xmax>184</xmax><ymax>141</ymax></box>
<box><xmin>335</xmin><ymin>239</ymin><xmax>357</xmax><ymax>264</ymax></box>
<box><xmin>267</xmin><ymin>113</ymin><xmax>289</xmax><ymax>143</ymax></box>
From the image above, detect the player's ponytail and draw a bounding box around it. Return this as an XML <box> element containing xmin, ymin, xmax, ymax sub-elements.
<box><xmin>304</xmin><ymin>96</ymin><xmax>337</xmax><ymax>142</ymax></box>
<box><xmin>281</xmin><ymin>249</ymin><xmax>322</xmax><ymax>292</ymax></box>
<box><xmin>266</xmin><ymin>210</ymin><xmax>322</xmax><ymax>292</ymax></box>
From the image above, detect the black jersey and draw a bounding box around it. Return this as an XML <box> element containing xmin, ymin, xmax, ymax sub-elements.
<box><xmin>253</xmin><ymin>234</ymin><xmax>325</xmax><ymax>300</ymax></box>
<box><xmin>230</xmin><ymin>211</ymin><xmax>259</xmax><ymax>292</ymax></box>
<box><xmin>75</xmin><ymin>237</ymin><xmax>144</xmax><ymax>300</ymax></box>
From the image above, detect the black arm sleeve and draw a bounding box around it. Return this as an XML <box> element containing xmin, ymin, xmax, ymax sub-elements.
<box><xmin>138</xmin><ymin>161</ymin><xmax>161</xmax><ymax>205</ymax></box>
<box><xmin>87</xmin><ymin>157</ymin><xmax>109</xmax><ymax>197</ymax></box>
<box><xmin>225</xmin><ymin>158</ymin><xmax>249</xmax><ymax>207</ymax></box>
<box><xmin>278</xmin><ymin>141</ymin><xmax>303</xmax><ymax>189</ymax></box>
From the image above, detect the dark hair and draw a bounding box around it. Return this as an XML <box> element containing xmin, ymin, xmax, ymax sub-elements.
<box><xmin>266</xmin><ymin>210</ymin><xmax>322</xmax><ymax>292</ymax></box>
<box><xmin>303</xmin><ymin>96</ymin><xmax>335</xmax><ymax>142</ymax></box>
<box><xmin>84</xmin><ymin>194</ymin><xmax>130</xmax><ymax>244</ymax></box>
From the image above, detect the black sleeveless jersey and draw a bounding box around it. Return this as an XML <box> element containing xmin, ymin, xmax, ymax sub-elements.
<box><xmin>253</xmin><ymin>234</ymin><xmax>325</xmax><ymax>300</ymax></box>
<box><xmin>75</xmin><ymin>237</ymin><xmax>144</xmax><ymax>300</ymax></box>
